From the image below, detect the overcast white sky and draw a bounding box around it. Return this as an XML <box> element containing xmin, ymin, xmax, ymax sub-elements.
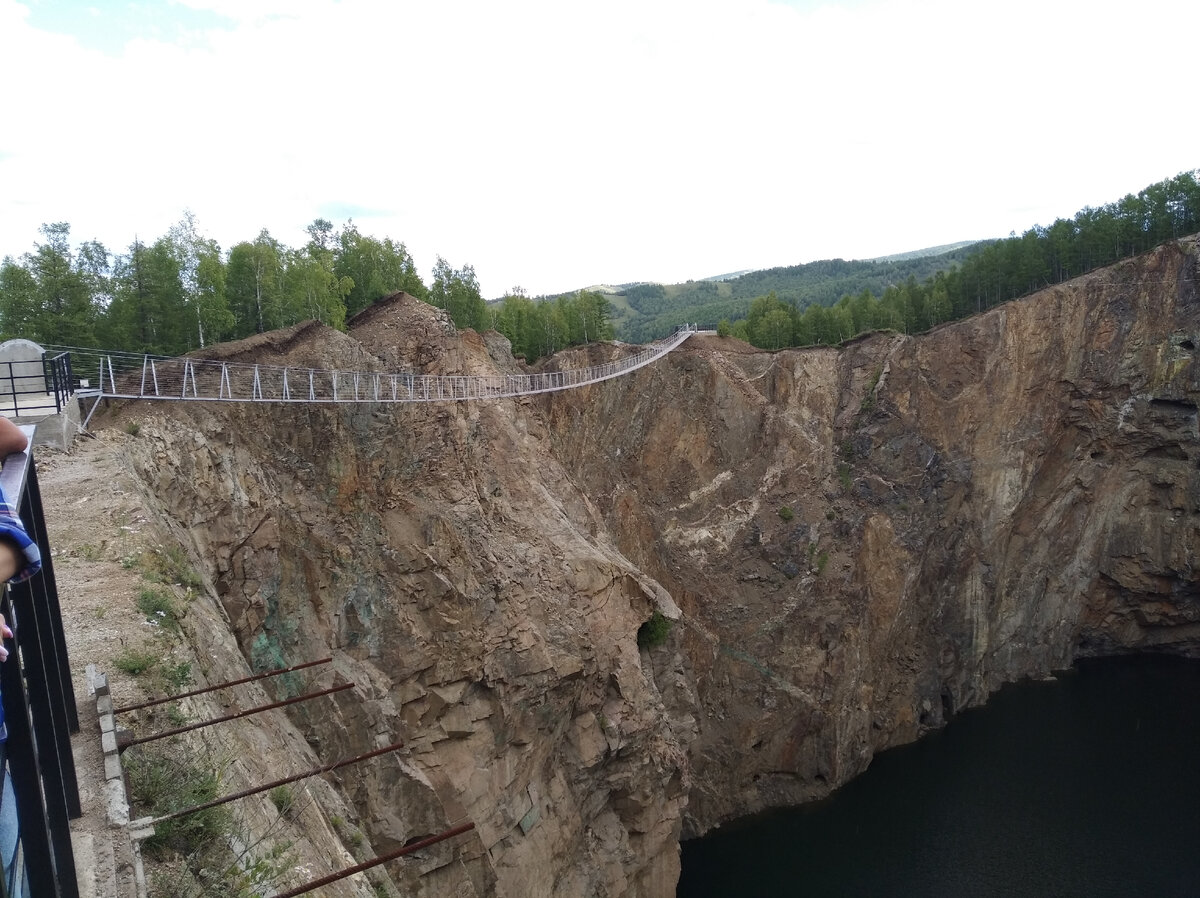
<box><xmin>1</xmin><ymin>0</ymin><xmax>1196</xmax><ymax>297</ymax></box>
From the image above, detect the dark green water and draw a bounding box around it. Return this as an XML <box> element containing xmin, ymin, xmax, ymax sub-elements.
<box><xmin>678</xmin><ymin>655</ymin><xmax>1200</xmax><ymax>898</ymax></box>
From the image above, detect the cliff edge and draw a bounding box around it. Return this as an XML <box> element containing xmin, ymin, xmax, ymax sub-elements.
<box><xmin>74</xmin><ymin>237</ymin><xmax>1198</xmax><ymax>895</ymax></box>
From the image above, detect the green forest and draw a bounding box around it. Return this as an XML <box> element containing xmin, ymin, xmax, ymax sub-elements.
<box><xmin>1</xmin><ymin>170</ymin><xmax>1197</xmax><ymax>365</ymax></box>
<box><xmin>0</xmin><ymin>213</ymin><xmax>611</xmax><ymax>363</ymax></box>
<box><xmin>609</xmin><ymin>243</ymin><xmax>982</xmax><ymax>342</ymax></box>
<box><xmin>716</xmin><ymin>170</ymin><xmax>1200</xmax><ymax>349</ymax></box>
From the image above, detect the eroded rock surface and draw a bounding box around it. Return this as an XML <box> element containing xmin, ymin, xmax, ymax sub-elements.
<box><xmin>107</xmin><ymin>238</ymin><xmax>1199</xmax><ymax>894</ymax></box>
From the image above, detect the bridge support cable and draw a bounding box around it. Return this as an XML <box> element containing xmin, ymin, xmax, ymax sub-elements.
<box><xmin>71</xmin><ymin>325</ymin><xmax>698</xmax><ymax>406</ymax></box>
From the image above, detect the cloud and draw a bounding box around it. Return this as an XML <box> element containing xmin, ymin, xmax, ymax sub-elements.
<box><xmin>1</xmin><ymin>0</ymin><xmax>1197</xmax><ymax>296</ymax></box>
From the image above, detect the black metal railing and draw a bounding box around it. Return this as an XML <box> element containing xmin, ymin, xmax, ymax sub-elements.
<box><xmin>0</xmin><ymin>436</ymin><xmax>80</xmax><ymax>898</ymax></box>
<box><xmin>43</xmin><ymin>355</ymin><xmax>73</xmax><ymax>417</ymax></box>
<box><xmin>0</xmin><ymin>353</ymin><xmax>75</xmax><ymax>419</ymax></box>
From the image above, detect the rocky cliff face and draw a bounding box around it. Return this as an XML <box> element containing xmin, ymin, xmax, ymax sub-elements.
<box><xmin>547</xmin><ymin>236</ymin><xmax>1200</xmax><ymax>833</ymax></box>
<box><xmin>110</xmin><ymin>237</ymin><xmax>1198</xmax><ymax>894</ymax></box>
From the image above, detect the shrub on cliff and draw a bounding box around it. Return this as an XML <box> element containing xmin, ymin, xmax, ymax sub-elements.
<box><xmin>638</xmin><ymin>610</ymin><xmax>672</xmax><ymax>649</ymax></box>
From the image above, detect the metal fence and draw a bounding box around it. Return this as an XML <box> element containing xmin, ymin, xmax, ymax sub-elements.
<box><xmin>0</xmin><ymin>353</ymin><xmax>75</xmax><ymax>419</ymax></box>
<box><xmin>0</xmin><ymin>436</ymin><xmax>80</xmax><ymax>898</ymax></box>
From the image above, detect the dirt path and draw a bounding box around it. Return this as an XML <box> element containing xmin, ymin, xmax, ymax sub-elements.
<box><xmin>36</xmin><ymin>429</ymin><xmax>185</xmax><ymax>897</ymax></box>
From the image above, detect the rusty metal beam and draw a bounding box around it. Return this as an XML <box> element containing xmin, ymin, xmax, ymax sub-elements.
<box><xmin>272</xmin><ymin>822</ymin><xmax>477</xmax><ymax>898</ymax></box>
<box><xmin>124</xmin><ymin>682</ymin><xmax>354</xmax><ymax>748</ymax></box>
<box><xmin>149</xmin><ymin>740</ymin><xmax>406</xmax><ymax>826</ymax></box>
<box><xmin>114</xmin><ymin>657</ymin><xmax>333</xmax><ymax>714</ymax></box>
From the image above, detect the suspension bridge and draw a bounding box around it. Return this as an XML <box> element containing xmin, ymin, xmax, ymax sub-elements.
<box><xmin>37</xmin><ymin>325</ymin><xmax>702</xmax><ymax>427</ymax></box>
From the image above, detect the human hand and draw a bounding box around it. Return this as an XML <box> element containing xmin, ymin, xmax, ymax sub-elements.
<box><xmin>0</xmin><ymin>612</ymin><xmax>11</xmax><ymax>662</ymax></box>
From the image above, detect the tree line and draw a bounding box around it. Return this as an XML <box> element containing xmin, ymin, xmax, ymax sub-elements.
<box><xmin>3</xmin><ymin>169</ymin><xmax>1194</xmax><ymax>363</ymax></box>
<box><xmin>612</xmin><ymin>244</ymin><xmax>983</xmax><ymax>342</ymax></box>
<box><xmin>721</xmin><ymin>170</ymin><xmax>1200</xmax><ymax>349</ymax></box>
<box><xmin>491</xmin><ymin>289</ymin><xmax>614</xmax><ymax>362</ymax></box>
<box><xmin>0</xmin><ymin>214</ymin><xmax>611</xmax><ymax>363</ymax></box>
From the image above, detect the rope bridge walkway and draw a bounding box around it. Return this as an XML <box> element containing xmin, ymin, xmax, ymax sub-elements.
<box><xmin>64</xmin><ymin>326</ymin><xmax>699</xmax><ymax>423</ymax></box>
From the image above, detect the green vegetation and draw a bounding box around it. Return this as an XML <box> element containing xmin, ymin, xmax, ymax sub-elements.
<box><xmin>778</xmin><ymin>506</ymin><xmax>794</xmax><ymax>521</ymax></box>
<box><xmin>491</xmin><ymin>288</ymin><xmax>614</xmax><ymax>361</ymax></box>
<box><xmin>128</xmin><ymin>744</ymin><xmax>230</xmax><ymax>858</ymax></box>
<box><xmin>837</xmin><ymin>463</ymin><xmax>853</xmax><ymax>492</ymax></box>
<box><xmin>637</xmin><ymin>610</ymin><xmax>673</xmax><ymax>649</ymax></box>
<box><xmin>137</xmin><ymin>586</ymin><xmax>179</xmax><ymax>629</ymax></box>
<box><xmin>2</xmin><ymin>170</ymin><xmax>1195</xmax><ymax>364</ymax></box>
<box><xmin>161</xmin><ymin>661</ymin><xmax>192</xmax><ymax>693</ymax></box>
<box><xmin>141</xmin><ymin>544</ymin><xmax>204</xmax><ymax>592</ymax></box>
<box><xmin>611</xmin><ymin>246</ymin><xmax>982</xmax><ymax>341</ymax></box>
<box><xmin>128</xmin><ymin>742</ymin><xmax>295</xmax><ymax>898</ymax></box>
<box><xmin>699</xmin><ymin>171</ymin><xmax>1200</xmax><ymax>349</ymax></box>
<box><xmin>115</xmin><ymin>647</ymin><xmax>158</xmax><ymax>675</ymax></box>
<box><xmin>0</xmin><ymin>211</ymin><xmax>612</xmax><ymax>364</ymax></box>
<box><xmin>268</xmin><ymin>785</ymin><xmax>294</xmax><ymax>816</ymax></box>
<box><xmin>165</xmin><ymin>704</ymin><xmax>188</xmax><ymax>727</ymax></box>
<box><xmin>860</xmin><ymin>367</ymin><xmax>882</xmax><ymax>414</ymax></box>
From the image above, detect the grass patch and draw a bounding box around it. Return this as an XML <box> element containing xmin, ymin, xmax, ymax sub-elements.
<box><xmin>268</xmin><ymin>785</ymin><xmax>294</xmax><ymax>817</ymax></box>
<box><xmin>143</xmin><ymin>545</ymin><xmax>204</xmax><ymax>592</ymax></box>
<box><xmin>115</xmin><ymin>647</ymin><xmax>159</xmax><ymax>676</ymax></box>
<box><xmin>138</xmin><ymin>586</ymin><xmax>179</xmax><ymax>629</ymax></box>
<box><xmin>126</xmin><ymin>745</ymin><xmax>227</xmax><ymax>854</ymax></box>
<box><xmin>129</xmin><ymin>742</ymin><xmax>296</xmax><ymax>897</ymax></box>
<box><xmin>125</xmin><ymin>420</ymin><xmax>141</xmax><ymax>436</ymax></box>
<box><xmin>160</xmin><ymin>661</ymin><xmax>192</xmax><ymax>693</ymax></box>
<box><xmin>778</xmin><ymin>506</ymin><xmax>794</xmax><ymax>521</ymax></box>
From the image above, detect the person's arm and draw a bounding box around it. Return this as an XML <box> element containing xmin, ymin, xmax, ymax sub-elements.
<box><xmin>0</xmin><ymin>417</ymin><xmax>28</xmax><ymax>458</ymax></box>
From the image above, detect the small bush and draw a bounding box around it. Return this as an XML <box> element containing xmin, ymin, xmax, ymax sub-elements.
<box><xmin>143</xmin><ymin>545</ymin><xmax>204</xmax><ymax>592</ymax></box>
<box><xmin>165</xmin><ymin>704</ymin><xmax>187</xmax><ymax>727</ymax></box>
<box><xmin>137</xmin><ymin>586</ymin><xmax>178</xmax><ymax>628</ymax></box>
<box><xmin>837</xmin><ymin>463</ymin><xmax>853</xmax><ymax>491</ymax></box>
<box><xmin>130</xmin><ymin>743</ymin><xmax>297</xmax><ymax>897</ymax></box>
<box><xmin>126</xmin><ymin>744</ymin><xmax>229</xmax><ymax>858</ymax></box>
<box><xmin>778</xmin><ymin>506</ymin><xmax>794</xmax><ymax>522</ymax></box>
<box><xmin>125</xmin><ymin>421</ymin><xmax>140</xmax><ymax>436</ymax></box>
<box><xmin>637</xmin><ymin>610</ymin><xmax>672</xmax><ymax>649</ymax></box>
<box><xmin>161</xmin><ymin>661</ymin><xmax>192</xmax><ymax>693</ymax></box>
<box><xmin>268</xmin><ymin>785</ymin><xmax>294</xmax><ymax>816</ymax></box>
<box><xmin>816</xmin><ymin>551</ymin><xmax>830</xmax><ymax>574</ymax></box>
<box><xmin>115</xmin><ymin>648</ymin><xmax>158</xmax><ymax>676</ymax></box>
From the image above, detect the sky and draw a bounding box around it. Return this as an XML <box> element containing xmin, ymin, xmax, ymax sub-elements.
<box><xmin>0</xmin><ymin>0</ymin><xmax>1196</xmax><ymax>298</ymax></box>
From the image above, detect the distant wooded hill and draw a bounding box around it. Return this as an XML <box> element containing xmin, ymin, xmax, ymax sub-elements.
<box><xmin>606</xmin><ymin>242</ymin><xmax>984</xmax><ymax>341</ymax></box>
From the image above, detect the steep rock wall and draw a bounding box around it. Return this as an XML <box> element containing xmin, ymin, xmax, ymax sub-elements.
<box><xmin>547</xmin><ymin>237</ymin><xmax>1200</xmax><ymax>833</ymax></box>
<box><xmin>110</xmin><ymin>238</ymin><xmax>1198</xmax><ymax>893</ymax></box>
<box><xmin>119</xmin><ymin>299</ymin><xmax>695</xmax><ymax>898</ymax></box>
